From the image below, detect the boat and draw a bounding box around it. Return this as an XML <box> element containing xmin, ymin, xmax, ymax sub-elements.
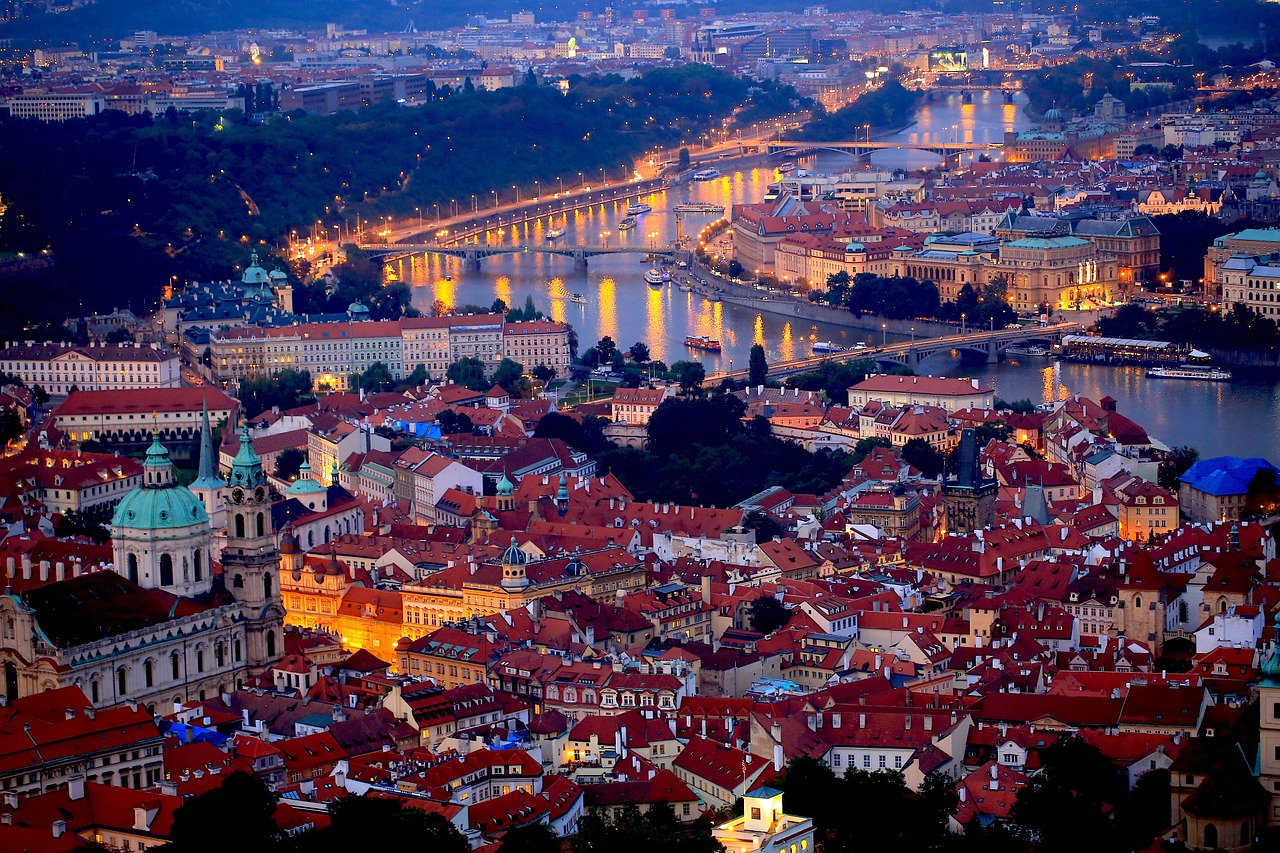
<box><xmin>812</xmin><ymin>341</ymin><xmax>846</xmax><ymax>354</ymax></box>
<box><xmin>692</xmin><ymin>168</ymin><xmax>722</xmax><ymax>181</ymax></box>
<box><xmin>618</xmin><ymin>216</ymin><xmax>637</xmax><ymax>231</ymax></box>
<box><xmin>626</xmin><ymin>202</ymin><xmax>652</xmax><ymax>215</ymax></box>
<box><xmin>685</xmin><ymin>335</ymin><xmax>723</xmax><ymax>351</ymax></box>
<box><xmin>778</xmin><ymin>161</ymin><xmax>796</xmax><ymax>173</ymax></box>
<box><xmin>661</xmin><ymin>269</ymin><xmax>672</xmax><ymax>283</ymax></box>
<box><xmin>678</xmin><ymin>283</ymin><xmax>693</xmax><ymax>292</ymax></box>
<box><xmin>645</xmin><ymin>268</ymin><xmax>665</xmax><ymax>286</ymax></box>
<box><xmin>568</xmin><ymin>293</ymin><xmax>587</xmax><ymax>304</ymax></box>
<box><xmin>545</xmin><ymin>227</ymin><xmax>566</xmax><ymax>241</ymax></box>
<box><xmin>1147</xmin><ymin>365</ymin><xmax>1232</xmax><ymax>381</ymax></box>
<box><xmin>1004</xmin><ymin>344</ymin><xmax>1050</xmax><ymax>357</ymax></box>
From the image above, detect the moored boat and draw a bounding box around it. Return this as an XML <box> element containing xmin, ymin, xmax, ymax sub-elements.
<box><xmin>692</xmin><ymin>168</ymin><xmax>721</xmax><ymax>181</ymax></box>
<box><xmin>618</xmin><ymin>217</ymin><xmax>637</xmax><ymax>231</ymax></box>
<box><xmin>626</xmin><ymin>202</ymin><xmax>652</xmax><ymax>215</ymax></box>
<box><xmin>546</xmin><ymin>227</ymin><xmax>566</xmax><ymax>241</ymax></box>
<box><xmin>568</xmin><ymin>293</ymin><xmax>587</xmax><ymax>304</ymax></box>
<box><xmin>1147</xmin><ymin>365</ymin><xmax>1232</xmax><ymax>381</ymax></box>
<box><xmin>645</xmin><ymin>268</ymin><xmax>665</xmax><ymax>286</ymax></box>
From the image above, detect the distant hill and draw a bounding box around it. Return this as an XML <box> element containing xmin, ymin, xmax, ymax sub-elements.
<box><xmin>0</xmin><ymin>0</ymin><xmax>593</xmax><ymax>46</ymax></box>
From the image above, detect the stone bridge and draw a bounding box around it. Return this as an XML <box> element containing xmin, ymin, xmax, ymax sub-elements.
<box><xmin>361</xmin><ymin>243</ymin><xmax>676</xmax><ymax>270</ymax></box>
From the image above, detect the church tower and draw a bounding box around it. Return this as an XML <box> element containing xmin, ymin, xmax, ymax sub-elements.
<box><xmin>1257</xmin><ymin>612</ymin><xmax>1280</xmax><ymax>821</ymax></box>
<box><xmin>500</xmin><ymin>537</ymin><xmax>530</xmax><ymax>591</ymax></box>
<box><xmin>222</xmin><ymin>422</ymin><xmax>284</xmax><ymax>667</ymax></box>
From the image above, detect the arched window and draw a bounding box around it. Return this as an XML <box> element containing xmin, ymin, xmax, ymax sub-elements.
<box><xmin>1204</xmin><ymin>824</ymin><xmax>1217</xmax><ymax>849</ymax></box>
<box><xmin>263</xmin><ymin>573</ymin><xmax>273</xmax><ymax>598</ymax></box>
<box><xmin>235</xmin><ymin>514</ymin><xmax>245</xmax><ymax>538</ymax></box>
<box><xmin>144</xmin><ymin>660</ymin><xmax>154</xmax><ymax>688</ymax></box>
<box><xmin>117</xmin><ymin>667</ymin><xmax>128</xmax><ymax>696</ymax></box>
<box><xmin>234</xmin><ymin>638</ymin><xmax>242</xmax><ymax>662</ymax></box>
<box><xmin>193</xmin><ymin>550</ymin><xmax>203</xmax><ymax>582</ymax></box>
<box><xmin>171</xmin><ymin>653</ymin><xmax>181</xmax><ymax>680</ymax></box>
<box><xmin>159</xmin><ymin>554</ymin><xmax>174</xmax><ymax>586</ymax></box>
<box><xmin>3</xmin><ymin>661</ymin><xmax>17</xmax><ymax>702</ymax></box>
<box><xmin>126</xmin><ymin>553</ymin><xmax>139</xmax><ymax>584</ymax></box>
<box><xmin>196</xmin><ymin>650</ymin><xmax>205</xmax><ymax>673</ymax></box>
<box><xmin>215</xmin><ymin>642</ymin><xmax>225</xmax><ymax>668</ymax></box>
<box><xmin>256</xmin><ymin>512</ymin><xmax>265</xmax><ymax>537</ymax></box>
<box><xmin>1134</xmin><ymin>595</ymin><xmax>1142</xmax><ymax>610</ymax></box>
<box><xmin>233</xmin><ymin>574</ymin><xmax>244</xmax><ymax>589</ymax></box>
<box><xmin>266</xmin><ymin>630</ymin><xmax>277</xmax><ymax>658</ymax></box>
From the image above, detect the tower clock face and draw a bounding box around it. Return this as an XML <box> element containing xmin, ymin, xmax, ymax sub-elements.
<box><xmin>231</xmin><ymin>487</ymin><xmax>244</xmax><ymax>504</ymax></box>
<box><xmin>255</xmin><ymin>486</ymin><xmax>266</xmax><ymax>502</ymax></box>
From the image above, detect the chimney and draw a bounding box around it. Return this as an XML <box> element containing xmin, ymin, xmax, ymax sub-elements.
<box><xmin>68</xmin><ymin>776</ymin><xmax>85</xmax><ymax>801</ymax></box>
<box><xmin>772</xmin><ymin>722</ymin><xmax>784</xmax><ymax>771</ymax></box>
<box><xmin>52</xmin><ymin>820</ymin><xmax>67</xmax><ymax>839</ymax></box>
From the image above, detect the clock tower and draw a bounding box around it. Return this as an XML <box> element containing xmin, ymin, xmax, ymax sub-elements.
<box><xmin>223</xmin><ymin>422</ymin><xmax>285</xmax><ymax>667</ymax></box>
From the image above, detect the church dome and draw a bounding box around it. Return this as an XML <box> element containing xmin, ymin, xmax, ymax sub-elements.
<box><xmin>111</xmin><ymin>434</ymin><xmax>208</xmax><ymax>531</ymax></box>
<box><xmin>497</xmin><ymin>472</ymin><xmax>514</xmax><ymax>496</ymax></box>
<box><xmin>242</xmin><ymin>251</ymin><xmax>271</xmax><ymax>287</ymax></box>
<box><xmin>285</xmin><ymin>460</ymin><xmax>326</xmax><ymax>497</ymax></box>
<box><xmin>1045</xmin><ymin>107</ymin><xmax>1064</xmax><ymax>122</ymax></box>
<box><xmin>503</xmin><ymin>537</ymin><xmax>527</xmax><ymax>566</ymax></box>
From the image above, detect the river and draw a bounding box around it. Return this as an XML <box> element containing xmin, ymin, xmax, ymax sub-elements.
<box><xmin>395</xmin><ymin>91</ymin><xmax>1280</xmax><ymax>462</ymax></box>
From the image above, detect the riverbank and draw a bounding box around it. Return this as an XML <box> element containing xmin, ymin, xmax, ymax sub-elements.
<box><xmin>1206</xmin><ymin>347</ymin><xmax>1280</xmax><ymax>368</ymax></box>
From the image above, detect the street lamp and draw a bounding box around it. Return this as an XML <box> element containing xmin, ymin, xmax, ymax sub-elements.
<box><xmin>491</xmin><ymin>189</ymin><xmax>498</xmax><ymax>208</ymax></box>
<box><xmin>578</xmin><ymin>172</ymin><xmax>584</xmax><ymax>189</ymax></box>
<box><xmin>910</xmin><ymin>326</ymin><xmax>915</xmax><ymax>345</ymax></box>
<box><xmin>451</xmin><ymin>199</ymin><xmax>457</xmax><ymax>216</ymax></box>
<box><xmin>600</xmin><ymin>230</ymin><xmax>611</xmax><ymax>248</ymax></box>
<box><xmin>961</xmin><ymin>312</ymin><xmax>967</xmax><ymax>335</ymax></box>
<box><xmin>415</xmin><ymin>207</ymin><xmax>422</xmax><ymax>231</ymax></box>
<box><xmin>881</xmin><ymin>323</ymin><xmax>887</xmax><ymax>346</ymax></box>
<box><xmin>557</xmin><ymin>176</ymin><xmax>564</xmax><ymax>194</ymax></box>
<box><xmin>513</xmin><ymin>185</ymin><xmax>520</xmax><ymax>204</ymax></box>
<box><xmin>534</xmin><ymin>179</ymin><xmax>541</xmax><ymax>199</ymax></box>
<box><xmin>471</xmin><ymin>194</ymin><xmax>477</xmax><ymax>213</ymax></box>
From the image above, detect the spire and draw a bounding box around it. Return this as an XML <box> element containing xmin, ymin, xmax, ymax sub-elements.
<box><xmin>192</xmin><ymin>396</ymin><xmax>225</xmax><ymax>488</ymax></box>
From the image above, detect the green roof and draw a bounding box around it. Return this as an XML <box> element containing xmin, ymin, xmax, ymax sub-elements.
<box><xmin>1004</xmin><ymin>236</ymin><xmax>1091</xmax><ymax>250</ymax></box>
<box><xmin>112</xmin><ymin>435</ymin><xmax>208</xmax><ymax>530</ymax></box>
<box><xmin>1228</xmin><ymin>228</ymin><xmax>1280</xmax><ymax>244</ymax></box>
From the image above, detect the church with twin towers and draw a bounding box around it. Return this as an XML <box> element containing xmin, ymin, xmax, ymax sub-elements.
<box><xmin>0</xmin><ymin>402</ymin><xmax>284</xmax><ymax>711</ymax></box>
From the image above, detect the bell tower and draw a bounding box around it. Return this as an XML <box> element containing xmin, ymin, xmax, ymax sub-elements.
<box><xmin>1257</xmin><ymin>612</ymin><xmax>1280</xmax><ymax>821</ymax></box>
<box><xmin>222</xmin><ymin>422</ymin><xmax>284</xmax><ymax>667</ymax></box>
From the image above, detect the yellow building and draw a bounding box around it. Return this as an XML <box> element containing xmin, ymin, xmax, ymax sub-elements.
<box><xmin>333</xmin><ymin>586</ymin><xmax>404</xmax><ymax>663</ymax></box>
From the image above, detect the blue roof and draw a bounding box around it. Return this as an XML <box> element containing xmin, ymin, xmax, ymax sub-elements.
<box><xmin>1181</xmin><ymin>456</ymin><xmax>1279</xmax><ymax>496</ymax></box>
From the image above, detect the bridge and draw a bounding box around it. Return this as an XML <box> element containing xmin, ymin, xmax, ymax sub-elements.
<box><xmin>361</xmin><ymin>242</ymin><xmax>677</xmax><ymax>270</ymax></box>
<box><xmin>709</xmin><ymin>323</ymin><xmax>1079</xmax><ymax>382</ymax></box>
<box><xmin>762</xmin><ymin>138</ymin><xmax>999</xmax><ymax>166</ymax></box>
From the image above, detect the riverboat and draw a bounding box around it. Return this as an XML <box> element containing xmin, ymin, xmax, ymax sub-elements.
<box><xmin>645</xmin><ymin>269</ymin><xmax>665</xmax><ymax>286</ymax></box>
<box><xmin>626</xmin><ymin>202</ymin><xmax>652</xmax><ymax>215</ymax></box>
<box><xmin>1147</xmin><ymin>365</ymin><xmax>1232</xmax><ymax>381</ymax></box>
<box><xmin>685</xmin><ymin>335</ymin><xmax>723</xmax><ymax>351</ymax></box>
<box><xmin>692</xmin><ymin>168</ymin><xmax>722</xmax><ymax>181</ymax></box>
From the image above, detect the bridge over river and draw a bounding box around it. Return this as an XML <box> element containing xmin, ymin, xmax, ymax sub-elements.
<box><xmin>361</xmin><ymin>242</ymin><xmax>678</xmax><ymax>270</ymax></box>
<box><xmin>710</xmin><ymin>323</ymin><xmax>1081</xmax><ymax>382</ymax></box>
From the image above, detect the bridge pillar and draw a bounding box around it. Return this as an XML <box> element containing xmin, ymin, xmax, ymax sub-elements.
<box><xmin>463</xmin><ymin>250</ymin><xmax>481</xmax><ymax>271</ymax></box>
<box><xmin>573</xmin><ymin>251</ymin><xmax>588</xmax><ymax>270</ymax></box>
<box><xmin>986</xmin><ymin>342</ymin><xmax>998</xmax><ymax>364</ymax></box>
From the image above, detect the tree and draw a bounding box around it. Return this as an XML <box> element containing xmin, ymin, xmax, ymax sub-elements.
<box><xmin>669</xmin><ymin>360</ymin><xmax>705</xmax><ymax>395</ymax></box>
<box><xmin>403</xmin><ymin>363</ymin><xmax>429</xmax><ymax>388</ymax></box>
<box><xmin>447</xmin><ymin>356</ymin><xmax>489</xmax><ymax>391</ymax></box>
<box><xmin>358</xmin><ymin>361</ymin><xmax>394</xmax><ymax>393</ymax></box>
<box><xmin>628</xmin><ymin>341</ymin><xmax>651</xmax><ymax>363</ymax></box>
<box><xmin>30</xmin><ymin>384</ymin><xmax>48</xmax><ymax>406</ymax></box>
<box><xmin>748</xmin><ymin>343</ymin><xmax>768</xmax><ymax>386</ymax></box>
<box><xmin>531</xmin><ymin>364</ymin><xmax>557</xmax><ymax>381</ymax></box>
<box><xmin>1157</xmin><ymin>445</ymin><xmax>1199</xmax><ymax>490</ymax></box>
<box><xmin>742</xmin><ymin>509</ymin><xmax>783</xmax><ymax>542</ymax></box>
<box><xmin>166</xmin><ymin>771</ymin><xmax>281</xmax><ymax>852</ymax></box>
<box><xmin>0</xmin><ymin>408</ymin><xmax>22</xmax><ymax>446</ymax></box>
<box><xmin>300</xmin><ymin>795</ymin><xmax>470</xmax><ymax>853</ymax></box>
<box><xmin>1011</xmin><ymin>736</ymin><xmax>1121</xmax><ymax>853</ymax></box>
<box><xmin>663</xmin><ymin>46</ymin><xmax>682</xmax><ymax>60</ymax></box>
<box><xmin>105</xmin><ymin>326</ymin><xmax>135</xmax><ymax>343</ymax></box>
<box><xmin>498</xmin><ymin>823</ymin><xmax>562</xmax><ymax>853</ymax></box>
<box><xmin>274</xmin><ymin>448</ymin><xmax>306</xmax><ymax>482</ymax></box>
<box><xmin>678</xmin><ymin>147</ymin><xmax>691</xmax><ymax>170</ymax></box>
<box><xmin>238</xmin><ymin>369</ymin><xmax>314</xmax><ymax>418</ymax></box>
<box><xmin>491</xmin><ymin>358</ymin><xmax>526</xmax><ymax>394</ymax></box>
<box><xmin>594</xmin><ymin>336</ymin><xmax>618</xmax><ymax>366</ymax></box>
<box><xmin>436</xmin><ymin>409</ymin><xmax>474</xmax><ymax>435</ymax></box>
<box><xmin>1133</xmin><ymin>143</ymin><xmax>1159</xmax><ymax>157</ymax></box>
<box><xmin>901</xmin><ymin>437</ymin><xmax>945</xmax><ymax>478</ymax></box>
<box><xmin>747</xmin><ymin>594</ymin><xmax>792</xmax><ymax>634</ymax></box>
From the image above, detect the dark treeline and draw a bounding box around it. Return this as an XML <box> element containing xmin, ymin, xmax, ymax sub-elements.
<box><xmin>0</xmin><ymin>66</ymin><xmax>798</xmax><ymax>335</ymax></box>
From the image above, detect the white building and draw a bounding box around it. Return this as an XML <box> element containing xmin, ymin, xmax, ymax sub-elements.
<box><xmin>5</xmin><ymin>92</ymin><xmax>103</xmax><ymax>121</ymax></box>
<box><xmin>0</xmin><ymin>341</ymin><xmax>181</xmax><ymax>396</ymax></box>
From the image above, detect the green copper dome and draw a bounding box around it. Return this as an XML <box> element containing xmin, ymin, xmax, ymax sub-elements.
<box><xmin>112</xmin><ymin>434</ymin><xmax>209</xmax><ymax>530</ymax></box>
<box><xmin>242</xmin><ymin>251</ymin><xmax>270</xmax><ymax>287</ymax></box>
<box><xmin>497</xmin><ymin>472</ymin><xmax>514</xmax><ymax>496</ymax></box>
<box><xmin>285</xmin><ymin>460</ymin><xmax>326</xmax><ymax>496</ymax></box>
<box><xmin>503</xmin><ymin>537</ymin><xmax>527</xmax><ymax>566</ymax></box>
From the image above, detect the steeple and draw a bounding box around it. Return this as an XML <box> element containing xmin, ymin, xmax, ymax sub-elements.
<box><xmin>142</xmin><ymin>428</ymin><xmax>176</xmax><ymax>488</ymax></box>
<box><xmin>556</xmin><ymin>473</ymin><xmax>569</xmax><ymax>517</ymax></box>
<box><xmin>192</xmin><ymin>397</ymin><xmax>227</xmax><ymax>490</ymax></box>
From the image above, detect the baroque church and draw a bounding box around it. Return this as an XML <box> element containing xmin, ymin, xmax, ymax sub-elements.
<box><xmin>0</xmin><ymin>412</ymin><xmax>284</xmax><ymax>710</ymax></box>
